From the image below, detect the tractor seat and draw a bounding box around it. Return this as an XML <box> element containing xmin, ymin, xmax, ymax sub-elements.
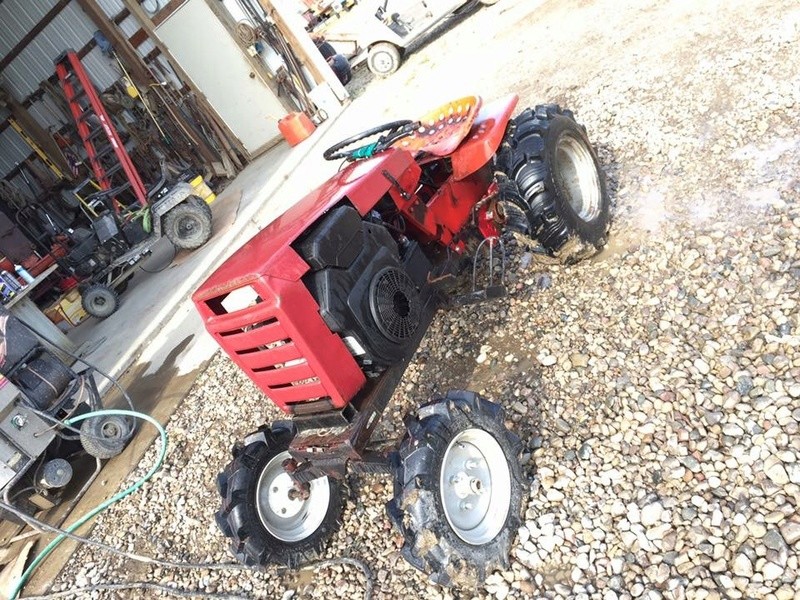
<box><xmin>393</xmin><ymin>96</ymin><xmax>482</xmax><ymax>157</ymax></box>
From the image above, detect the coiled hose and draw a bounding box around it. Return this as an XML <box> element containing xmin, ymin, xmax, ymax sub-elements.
<box><xmin>8</xmin><ymin>409</ymin><xmax>167</xmax><ymax>600</ymax></box>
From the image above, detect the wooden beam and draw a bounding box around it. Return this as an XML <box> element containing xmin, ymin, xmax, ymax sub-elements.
<box><xmin>112</xmin><ymin>7</ymin><xmax>131</xmax><ymax>25</ymax></box>
<box><xmin>151</xmin><ymin>0</ymin><xmax>186</xmax><ymax>27</ymax></box>
<box><xmin>129</xmin><ymin>28</ymin><xmax>148</xmax><ymax>49</ymax></box>
<box><xmin>0</xmin><ymin>40</ymin><xmax>96</xmax><ymax>137</ymax></box>
<box><xmin>258</xmin><ymin>0</ymin><xmax>348</xmax><ymax>102</ymax></box>
<box><xmin>0</xmin><ymin>0</ymin><xmax>71</xmax><ymax>72</ymax></box>
<box><xmin>0</xmin><ymin>88</ymin><xmax>73</xmax><ymax>177</ymax></box>
<box><xmin>74</xmin><ymin>0</ymin><xmax>154</xmax><ymax>87</ymax></box>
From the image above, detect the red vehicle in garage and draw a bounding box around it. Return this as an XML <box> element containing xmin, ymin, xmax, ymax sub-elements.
<box><xmin>194</xmin><ymin>93</ymin><xmax>610</xmax><ymax>585</ymax></box>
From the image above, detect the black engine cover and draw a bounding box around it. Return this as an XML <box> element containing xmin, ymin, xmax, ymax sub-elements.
<box><xmin>297</xmin><ymin>205</ymin><xmax>431</xmax><ymax>370</ymax></box>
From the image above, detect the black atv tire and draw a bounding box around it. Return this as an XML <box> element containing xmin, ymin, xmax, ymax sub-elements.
<box><xmin>80</xmin><ymin>415</ymin><xmax>131</xmax><ymax>459</ymax></box>
<box><xmin>387</xmin><ymin>390</ymin><xmax>525</xmax><ymax>587</ymax></box>
<box><xmin>504</xmin><ymin>104</ymin><xmax>610</xmax><ymax>261</ymax></box>
<box><xmin>216</xmin><ymin>424</ymin><xmax>344</xmax><ymax>568</ymax></box>
<box><xmin>164</xmin><ymin>198</ymin><xmax>212</xmax><ymax>250</ymax></box>
<box><xmin>81</xmin><ymin>284</ymin><xmax>119</xmax><ymax>319</ymax></box>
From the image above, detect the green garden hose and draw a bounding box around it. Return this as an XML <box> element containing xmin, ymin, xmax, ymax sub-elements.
<box><xmin>9</xmin><ymin>409</ymin><xmax>167</xmax><ymax>600</ymax></box>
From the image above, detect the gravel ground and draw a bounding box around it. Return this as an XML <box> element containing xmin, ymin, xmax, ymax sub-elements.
<box><xmin>48</xmin><ymin>0</ymin><xmax>800</xmax><ymax>598</ymax></box>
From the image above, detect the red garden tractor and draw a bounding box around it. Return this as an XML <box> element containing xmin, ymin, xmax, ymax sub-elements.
<box><xmin>193</xmin><ymin>94</ymin><xmax>610</xmax><ymax>585</ymax></box>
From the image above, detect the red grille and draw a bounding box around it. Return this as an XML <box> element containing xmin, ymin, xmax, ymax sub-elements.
<box><xmin>196</xmin><ymin>275</ymin><xmax>365</xmax><ymax>413</ymax></box>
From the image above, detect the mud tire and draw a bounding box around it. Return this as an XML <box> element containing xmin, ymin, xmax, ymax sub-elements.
<box><xmin>164</xmin><ymin>198</ymin><xmax>212</xmax><ymax>250</ymax></box>
<box><xmin>387</xmin><ymin>391</ymin><xmax>525</xmax><ymax>587</ymax></box>
<box><xmin>503</xmin><ymin>104</ymin><xmax>610</xmax><ymax>261</ymax></box>
<box><xmin>215</xmin><ymin>424</ymin><xmax>344</xmax><ymax>568</ymax></box>
<box><xmin>81</xmin><ymin>284</ymin><xmax>119</xmax><ymax>319</ymax></box>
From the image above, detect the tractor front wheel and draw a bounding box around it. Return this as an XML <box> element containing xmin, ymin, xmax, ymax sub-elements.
<box><xmin>215</xmin><ymin>424</ymin><xmax>344</xmax><ymax>568</ymax></box>
<box><xmin>387</xmin><ymin>391</ymin><xmax>525</xmax><ymax>587</ymax></box>
<box><xmin>81</xmin><ymin>284</ymin><xmax>119</xmax><ymax>319</ymax></box>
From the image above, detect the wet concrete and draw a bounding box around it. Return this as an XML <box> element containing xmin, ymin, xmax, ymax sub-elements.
<box><xmin>22</xmin><ymin>321</ymin><xmax>214</xmax><ymax>596</ymax></box>
<box><xmin>101</xmin><ymin>334</ymin><xmax>196</xmax><ymax>415</ymax></box>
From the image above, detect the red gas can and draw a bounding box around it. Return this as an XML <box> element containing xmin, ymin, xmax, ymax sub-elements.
<box><xmin>278</xmin><ymin>112</ymin><xmax>316</xmax><ymax>146</ymax></box>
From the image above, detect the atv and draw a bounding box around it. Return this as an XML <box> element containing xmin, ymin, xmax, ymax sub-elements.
<box><xmin>193</xmin><ymin>94</ymin><xmax>610</xmax><ymax>585</ymax></box>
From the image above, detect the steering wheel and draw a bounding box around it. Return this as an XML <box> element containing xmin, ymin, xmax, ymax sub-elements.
<box><xmin>323</xmin><ymin>120</ymin><xmax>415</xmax><ymax>161</ymax></box>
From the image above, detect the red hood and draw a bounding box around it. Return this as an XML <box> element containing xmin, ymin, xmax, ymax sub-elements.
<box><xmin>193</xmin><ymin>149</ymin><xmax>418</xmax><ymax>303</ymax></box>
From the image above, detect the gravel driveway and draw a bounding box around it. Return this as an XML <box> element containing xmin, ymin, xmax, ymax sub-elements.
<box><xmin>50</xmin><ymin>0</ymin><xmax>800</xmax><ymax>598</ymax></box>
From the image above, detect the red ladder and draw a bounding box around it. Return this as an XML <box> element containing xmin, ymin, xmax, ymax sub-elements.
<box><xmin>55</xmin><ymin>51</ymin><xmax>148</xmax><ymax>210</ymax></box>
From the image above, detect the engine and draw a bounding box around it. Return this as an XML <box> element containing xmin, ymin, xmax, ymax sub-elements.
<box><xmin>295</xmin><ymin>205</ymin><xmax>431</xmax><ymax>374</ymax></box>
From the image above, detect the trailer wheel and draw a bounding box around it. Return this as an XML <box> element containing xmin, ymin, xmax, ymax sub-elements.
<box><xmin>367</xmin><ymin>43</ymin><xmax>401</xmax><ymax>77</ymax></box>
<box><xmin>80</xmin><ymin>415</ymin><xmax>131</xmax><ymax>459</ymax></box>
<box><xmin>82</xmin><ymin>284</ymin><xmax>119</xmax><ymax>319</ymax></box>
<box><xmin>387</xmin><ymin>391</ymin><xmax>525</xmax><ymax>587</ymax></box>
<box><xmin>216</xmin><ymin>424</ymin><xmax>344</xmax><ymax>568</ymax></box>
<box><xmin>505</xmin><ymin>105</ymin><xmax>610</xmax><ymax>262</ymax></box>
<box><xmin>164</xmin><ymin>199</ymin><xmax>212</xmax><ymax>250</ymax></box>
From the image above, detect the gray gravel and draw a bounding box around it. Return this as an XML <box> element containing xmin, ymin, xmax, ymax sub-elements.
<box><xmin>50</xmin><ymin>0</ymin><xmax>800</xmax><ymax>598</ymax></box>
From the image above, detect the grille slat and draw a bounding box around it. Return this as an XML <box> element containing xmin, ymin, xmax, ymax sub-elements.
<box><xmin>268</xmin><ymin>381</ymin><xmax>328</xmax><ymax>403</ymax></box>
<box><xmin>237</xmin><ymin>341</ymin><xmax>302</xmax><ymax>370</ymax></box>
<box><xmin>221</xmin><ymin>321</ymin><xmax>288</xmax><ymax>352</ymax></box>
<box><xmin>255</xmin><ymin>362</ymin><xmax>316</xmax><ymax>387</ymax></box>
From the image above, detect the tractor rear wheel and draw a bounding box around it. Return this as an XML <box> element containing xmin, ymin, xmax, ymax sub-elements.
<box><xmin>504</xmin><ymin>105</ymin><xmax>610</xmax><ymax>262</ymax></box>
<box><xmin>215</xmin><ymin>424</ymin><xmax>344</xmax><ymax>568</ymax></box>
<box><xmin>164</xmin><ymin>198</ymin><xmax>212</xmax><ymax>250</ymax></box>
<box><xmin>387</xmin><ymin>391</ymin><xmax>525</xmax><ymax>587</ymax></box>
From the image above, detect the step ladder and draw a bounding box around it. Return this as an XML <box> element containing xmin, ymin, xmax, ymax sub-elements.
<box><xmin>54</xmin><ymin>51</ymin><xmax>148</xmax><ymax>212</ymax></box>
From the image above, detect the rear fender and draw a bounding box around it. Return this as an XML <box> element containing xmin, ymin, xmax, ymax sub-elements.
<box><xmin>451</xmin><ymin>94</ymin><xmax>519</xmax><ymax>180</ymax></box>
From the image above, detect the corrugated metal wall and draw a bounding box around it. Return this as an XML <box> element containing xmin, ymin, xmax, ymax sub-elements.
<box><xmin>0</xmin><ymin>0</ymin><xmax>125</xmax><ymax>183</ymax></box>
<box><xmin>3</xmin><ymin>1</ymin><xmax>166</xmax><ymax>184</ymax></box>
<box><xmin>0</xmin><ymin>0</ymin><xmax>193</xmax><ymax>186</ymax></box>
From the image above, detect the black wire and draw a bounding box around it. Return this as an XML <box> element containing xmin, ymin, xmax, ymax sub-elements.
<box><xmin>0</xmin><ymin>500</ymin><xmax>374</xmax><ymax>600</ymax></box>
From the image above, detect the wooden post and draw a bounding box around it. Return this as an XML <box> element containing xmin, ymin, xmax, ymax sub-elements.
<box><xmin>0</xmin><ymin>88</ymin><xmax>72</xmax><ymax>178</ymax></box>
<box><xmin>75</xmin><ymin>0</ymin><xmax>153</xmax><ymax>87</ymax></box>
<box><xmin>258</xmin><ymin>0</ymin><xmax>349</xmax><ymax>103</ymax></box>
<box><xmin>76</xmin><ymin>0</ymin><xmax>224</xmax><ymax>173</ymax></box>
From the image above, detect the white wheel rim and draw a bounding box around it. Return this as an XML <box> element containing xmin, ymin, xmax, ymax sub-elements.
<box><xmin>373</xmin><ymin>52</ymin><xmax>394</xmax><ymax>73</ymax></box>
<box><xmin>256</xmin><ymin>451</ymin><xmax>330</xmax><ymax>542</ymax></box>
<box><xmin>555</xmin><ymin>132</ymin><xmax>602</xmax><ymax>222</ymax></box>
<box><xmin>440</xmin><ymin>429</ymin><xmax>511</xmax><ymax>545</ymax></box>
